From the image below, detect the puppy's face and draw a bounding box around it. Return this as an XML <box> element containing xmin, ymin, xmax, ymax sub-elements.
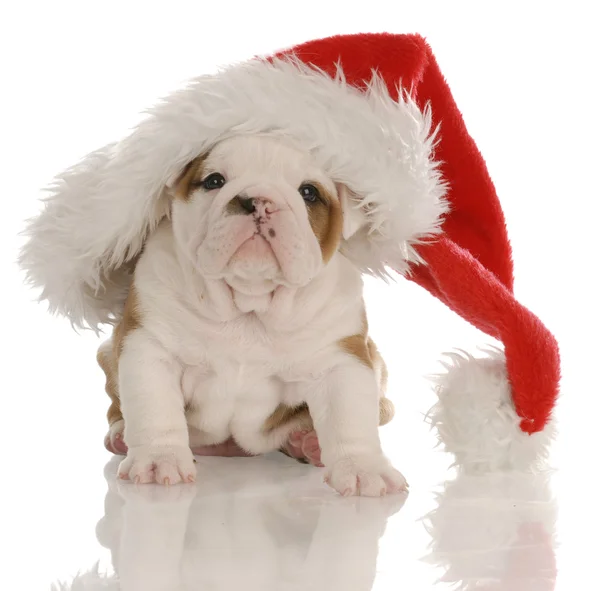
<box><xmin>170</xmin><ymin>135</ymin><xmax>361</xmax><ymax>294</ymax></box>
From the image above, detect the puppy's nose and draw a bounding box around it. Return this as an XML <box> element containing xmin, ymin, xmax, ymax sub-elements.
<box><xmin>253</xmin><ymin>198</ymin><xmax>277</xmax><ymax>216</ymax></box>
<box><xmin>227</xmin><ymin>196</ymin><xmax>278</xmax><ymax>216</ymax></box>
<box><xmin>254</xmin><ymin>197</ymin><xmax>279</xmax><ymax>215</ymax></box>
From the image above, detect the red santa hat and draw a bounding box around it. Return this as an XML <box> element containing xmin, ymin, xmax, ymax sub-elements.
<box><xmin>19</xmin><ymin>33</ymin><xmax>560</xmax><ymax>472</ymax></box>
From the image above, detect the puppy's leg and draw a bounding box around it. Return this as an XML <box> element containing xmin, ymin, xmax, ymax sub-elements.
<box><xmin>117</xmin><ymin>330</ymin><xmax>196</xmax><ymax>485</ymax></box>
<box><xmin>281</xmin><ymin>394</ymin><xmax>394</xmax><ymax>467</ymax></box>
<box><xmin>301</xmin><ymin>361</ymin><xmax>407</xmax><ymax>497</ymax></box>
<box><xmin>280</xmin><ymin>341</ymin><xmax>395</xmax><ymax>467</ymax></box>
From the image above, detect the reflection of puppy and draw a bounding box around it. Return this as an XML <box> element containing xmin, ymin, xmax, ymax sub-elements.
<box><xmin>98</xmin><ymin>134</ymin><xmax>403</xmax><ymax>496</ymax></box>
<box><xmin>89</xmin><ymin>456</ymin><xmax>405</xmax><ymax>591</ymax></box>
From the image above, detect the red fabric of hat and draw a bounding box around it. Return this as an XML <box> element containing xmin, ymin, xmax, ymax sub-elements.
<box><xmin>278</xmin><ymin>33</ymin><xmax>560</xmax><ymax>470</ymax></box>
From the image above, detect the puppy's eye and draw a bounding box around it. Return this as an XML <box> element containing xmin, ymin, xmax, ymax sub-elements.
<box><xmin>299</xmin><ymin>183</ymin><xmax>320</xmax><ymax>204</ymax></box>
<box><xmin>201</xmin><ymin>173</ymin><xmax>226</xmax><ymax>191</ymax></box>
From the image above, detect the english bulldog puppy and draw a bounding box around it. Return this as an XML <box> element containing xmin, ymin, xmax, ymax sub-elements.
<box><xmin>97</xmin><ymin>134</ymin><xmax>404</xmax><ymax>497</ymax></box>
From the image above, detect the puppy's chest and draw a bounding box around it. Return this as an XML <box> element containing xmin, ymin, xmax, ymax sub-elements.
<box><xmin>178</xmin><ymin>322</ymin><xmax>292</xmax><ymax>429</ymax></box>
<box><xmin>173</xmin><ymin>311</ymin><xmax>331</xmax><ymax>409</ymax></box>
<box><xmin>174</xmin><ymin>312</ymin><xmax>291</xmax><ymax>366</ymax></box>
<box><xmin>165</xmin><ymin>296</ymin><xmax>340</xmax><ymax>367</ymax></box>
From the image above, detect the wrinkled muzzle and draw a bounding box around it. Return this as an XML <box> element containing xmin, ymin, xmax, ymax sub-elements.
<box><xmin>196</xmin><ymin>180</ymin><xmax>323</xmax><ymax>287</ymax></box>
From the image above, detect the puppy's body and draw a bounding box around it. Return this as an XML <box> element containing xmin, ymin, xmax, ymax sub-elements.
<box><xmin>117</xmin><ymin>219</ymin><xmax>365</xmax><ymax>449</ymax></box>
<box><xmin>103</xmin><ymin>135</ymin><xmax>406</xmax><ymax>496</ymax></box>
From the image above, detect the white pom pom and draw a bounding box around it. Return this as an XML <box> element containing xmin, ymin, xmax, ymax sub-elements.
<box><xmin>426</xmin><ymin>346</ymin><xmax>555</xmax><ymax>473</ymax></box>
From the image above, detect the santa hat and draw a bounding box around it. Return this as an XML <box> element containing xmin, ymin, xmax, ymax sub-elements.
<box><xmin>19</xmin><ymin>33</ymin><xmax>560</xmax><ymax>472</ymax></box>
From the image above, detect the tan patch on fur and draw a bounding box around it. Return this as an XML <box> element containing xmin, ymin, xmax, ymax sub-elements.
<box><xmin>97</xmin><ymin>344</ymin><xmax>122</xmax><ymax>426</ymax></box>
<box><xmin>367</xmin><ymin>337</ymin><xmax>388</xmax><ymax>388</ymax></box>
<box><xmin>113</xmin><ymin>285</ymin><xmax>141</xmax><ymax>356</ymax></box>
<box><xmin>172</xmin><ymin>155</ymin><xmax>208</xmax><ymax>201</ymax></box>
<box><xmin>368</xmin><ymin>338</ymin><xmax>394</xmax><ymax>424</ymax></box>
<box><xmin>339</xmin><ymin>333</ymin><xmax>373</xmax><ymax>368</ymax></box>
<box><xmin>378</xmin><ymin>397</ymin><xmax>395</xmax><ymax>426</ymax></box>
<box><xmin>338</xmin><ymin>308</ymin><xmax>371</xmax><ymax>368</ymax></box>
<box><xmin>307</xmin><ymin>182</ymin><xmax>344</xmax><ymax>263</ymax></box>
<box><xmin>338</xmin><ymin>310</ymin><xmax>395</xmax><ymax>426</ymax></box>
<box><xmin>263</xmin><ymin>403</ymin><xmax>312</xmax><ymax>433</ymax></box>
<box><xmin>97</xmin><ymin>285</ymin><xmax>141</xmax><ymax>426</ymax></box>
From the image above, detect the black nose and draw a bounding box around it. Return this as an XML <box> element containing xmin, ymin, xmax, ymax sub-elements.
<box><xmin>227</xmin><ymin>196</ymin><xmax>256</xmax><ymax>215</ymax></box>
<box><xmin>239</xmin><ymin>197</ymin><xmax>256</xmax><ymax>214</ymax></box>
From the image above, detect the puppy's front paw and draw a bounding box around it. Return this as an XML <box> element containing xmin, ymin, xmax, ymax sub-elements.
<box><xmin>118</xmin><ymin>445</ymin><xmax>196</xmax><ymax>485</ymax></box>
<box><xmin>325</xmin><ymin>455</ymin><xmax>408</xmax><ymax>497</ymax></box>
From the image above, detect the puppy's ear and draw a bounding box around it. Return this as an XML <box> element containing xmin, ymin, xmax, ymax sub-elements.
<box><xmin>166</xmin><ymin>154</ymin><xmax>207</xmax><ymax>198</ymax></box>
<box><xmin>337</xmin><ymin>183</ymin><xmax>367</xmax><ymax>241</ymax></box>
<box><xmin>165</xmin><ymin>161</ymin><xmax>193</xmax><ymax>191</ymax></box>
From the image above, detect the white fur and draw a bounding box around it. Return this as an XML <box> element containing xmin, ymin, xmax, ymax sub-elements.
<box><xmin>19</xmin><ymin>55</ymin><xmax>448</xmax><ymax>330</ymax></box>
<box><xmin>115</xmin><ymin>136</ymin><xmax>406</xmax><ymax>495</ymax></box>
<box><xmin>426</xmin><ymin>347</ymin><xmax>556</xmax><ymax>473</ymax></box>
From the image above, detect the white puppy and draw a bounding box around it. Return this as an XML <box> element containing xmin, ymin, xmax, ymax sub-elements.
<box><xmin>99</xmin><ymin>134</ymin><xmax>405</xmax><ymax>497</ymax></box>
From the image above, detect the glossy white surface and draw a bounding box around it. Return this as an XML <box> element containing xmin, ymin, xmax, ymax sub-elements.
<box><xmin>3</xmin><ymin>415</ymin><xmax>592</xmax><ymax>590</ymax></box>
<box><xmin>3</xmin><ymin>2</ymin><xmax>598</xmax><ymax>590</ymax></box>
<box><xmin>5</xmin><ymin>285</ymin><xmax>596</xmax><ymax>590</ymax></box>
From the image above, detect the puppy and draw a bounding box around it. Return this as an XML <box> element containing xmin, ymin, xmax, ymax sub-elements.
<box><xmin>97</xmin><ymin>134</ymin><xmax>405</xmax><ymax>497</ymax></box>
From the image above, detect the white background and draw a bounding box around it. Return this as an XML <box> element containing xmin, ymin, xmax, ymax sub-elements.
<box><xmin>1</xmin><ymin>1</ymin><xmax>599</xmax><ymax>589</ymax></box>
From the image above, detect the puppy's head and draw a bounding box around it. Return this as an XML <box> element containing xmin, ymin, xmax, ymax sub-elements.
<box><xmin>169</xmin><ymin>135</ymin><xmax>364</xmax><ymax>294</ymax></box>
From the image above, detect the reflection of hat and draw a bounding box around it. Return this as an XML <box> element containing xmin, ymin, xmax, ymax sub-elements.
<box><xmin>423</xmin><ymin>472</ymin><xmax>557</xmax><ymax>589</ymax></box>
<box><xmin>20</xmin><ymin>33</ymin><xmax>559</xmax><ymax>471</ymax></box>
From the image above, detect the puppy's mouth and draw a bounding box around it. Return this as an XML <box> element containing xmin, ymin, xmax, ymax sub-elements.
<box><xmin>231</xmin><ymin>233</ymin><xmax>276</xmax><ymax>261</ymax></box>
<box><xmin>224</xmin><ymin>231</ymin><xmax>281</xmax><ymax>295</ymax></box>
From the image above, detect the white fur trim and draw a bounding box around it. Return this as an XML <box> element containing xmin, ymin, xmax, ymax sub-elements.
<box><xmin>426</xmin><ymin>347</ymin><xmax>555</xmax><ymax>473</ymax></box>
<box><xmin>19</xmin><ymin>56</ymin><xmax>447</xmax><ymax>329</ymax></box>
